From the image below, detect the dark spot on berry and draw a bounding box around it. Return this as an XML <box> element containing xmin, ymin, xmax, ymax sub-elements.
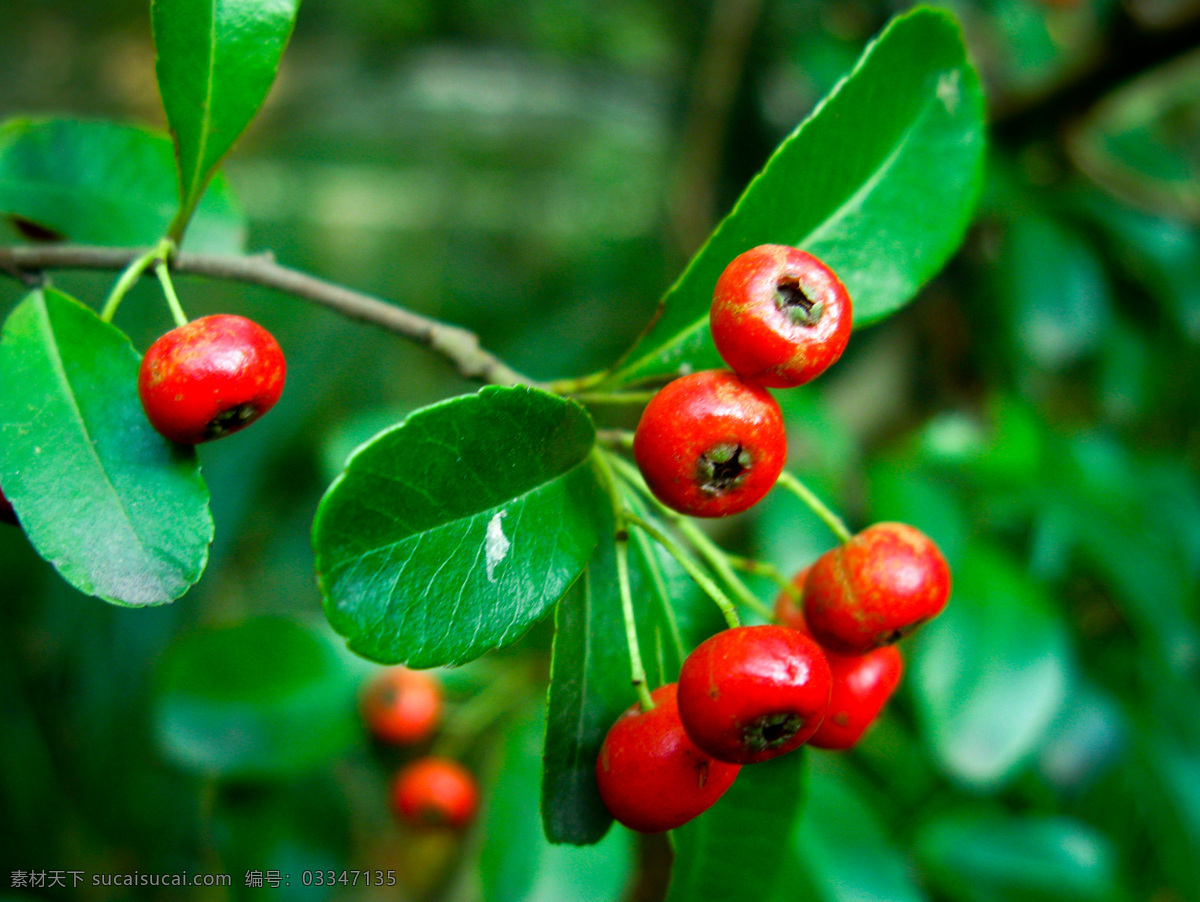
<box><xmin>204</xmin><ymin>403</ymin><xmax>258</xmax><ymax>440</ymax></box>
<box><xmin>776</xmin><ymin>277</ymin><xmax>824</xmax><ymax>327</ymax></box>
<box><xmin>697</xmin><ymin>443</ymin><xmax>753</xmax><ymax>495</ymax></box>
<box><xmin>743</xmin><ymin>712</ymin><xmax>802</xmax><ymax>751</ymax></box>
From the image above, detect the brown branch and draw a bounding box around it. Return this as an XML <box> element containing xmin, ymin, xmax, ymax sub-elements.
<box><xmin>0</xmin><ymin>244</ymin><xmax>536</xmax><ymax>388</ymax></box>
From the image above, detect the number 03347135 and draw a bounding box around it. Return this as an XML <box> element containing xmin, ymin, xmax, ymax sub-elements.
<box><xmin>301</xmin><ymin>870</ymin><xmax>396</xmax><ymax>887</ymax></box>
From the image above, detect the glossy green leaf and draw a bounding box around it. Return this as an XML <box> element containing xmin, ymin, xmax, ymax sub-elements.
<box><xmin>916</xmin><ymin>811</ymin><xmax>1120</xmax><ymax>902</ymax></box>
<box><xmin>152</xmin><ymin>0</ymin><xmax>300</xmax><ymax>237</ymax></box>
<box><xmin>604</xmin><ymin>6</ymin><xmax>985</xmax><ymax>386</ymax></box>
<box><xmin>0</xmin><ymin>288</ymin><xmax>211</xmax><ymax>606</ymax></box>
<box><xmin>0</xmin><ymin>117</ymin><xmax>245</xmax><ymax>253</ymax></box>
<box><xmin>482</xmin><ymin>704</ymin><xmax>633</xmax><ymax>902</ymax></box>
<box><xmin>666</xmin><ymin>750</ymin><xmax>806</xmax><ymax>902</ymax></box>
<box><xmin>153</xmin><ymin>617</ymin><xmax>362</xmax><ymax>778</ymax></box>
<box><xmin>541</xmin><ymin>493</ymin><xmax>721</xmax><ymax>845</ymax></box>
<box><xmin>313</xmin><ymin>386</ymin><xmax>603</xmax><ymax>667</ymax></box>
<box><xmin>785</xmin><ymin>763</ymin><xmax>928</xmax><ymax>902</ymax></box>
<box><xmin>911</xmin><ymin>544</ymin><xmax>1072</xmax><ymax>790</ymax></box>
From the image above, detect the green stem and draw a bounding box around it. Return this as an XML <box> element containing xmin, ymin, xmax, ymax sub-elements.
<box><xmin>624</xmin><ymin>512</ymin><xmax>740</xmax><ymax>630</ymax></box>
<box><xmin>674</xmin><ymin>518</ymin><xmax>775</xmax><ymax>622</ymax></box>
<box><xmin>99</xmin><ymin>242</ymin><xmax>168</xmax><ymax>323</ymax></box>
<box><xmin>616</xmin><ymin>533</ymin><xmax>656</xmax><ymax>711</ymax></box>
<box><xmin>155</xmin><ymin>259</ymin><xmax>190</xmax><ymax>328</ymax></box>
<box><xmin>776</xmin><ymin>470</ymin><xmax>853</xmax><ymax>543</ymax></box>
<box><xmin>571</xmin><ymin>391</ymin><xmax>658</xmax><ymax>406</ymax></box>
<box><xmin>608</xmin><ymin>453</ymin><xmax>773</xmax><ymax>621</ymax></box>
<box><xmin>593</xmin><ymin>449</ymin><xmax>656</xmax><ymax>711</ymax></box>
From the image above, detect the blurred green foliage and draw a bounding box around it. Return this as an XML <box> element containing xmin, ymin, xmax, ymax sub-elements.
<box><xmin>1</xmin><ymin>0</ymin><xmax>1198</xmax><ymax>900</ymax></box>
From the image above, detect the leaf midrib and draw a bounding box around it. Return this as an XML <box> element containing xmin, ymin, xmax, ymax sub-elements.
<box><xmin>33</xmin><ymin>294</ymin><xmax>170</xmax><ymax>595</ymax></box>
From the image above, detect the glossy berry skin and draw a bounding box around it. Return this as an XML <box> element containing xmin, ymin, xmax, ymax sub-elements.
<box><xmin>677</xmin><ymin>625</ymin><xmax>832</xmax><ymax>764</ymax></box>
<box><xmin>633</xmin><ymin>370</ymin><xmax>786</xmax><ymax>518</ymax></box>
<box><xmin>390</xmin><ymin>757</ymin><xmax>479</xmax><ymax>830</ymax></box>
<box><xmin>803</xmin><ymin>522</ymin><xmax>951</xmax><ymax>655</ymax></box>
<box><xmin>811</xmin><ymin>645</ymin><xmax>903</xmax><ymax>750</ymax></box>
<box><xmin>138</xmin><ymin>314</ymin><xmax>286</xmax><ymax>444</ymax></box>
<box><xmin>774</xmin><ymin>570</ymin><xmax>903</xmax><ymax>750</ymax></box>
<box><xmin>709</xmin><ymin>245</ymin><xmax>852</xmax><ymax>388</ymax></box>
<box><xmin>595</xmin><ymin>683</ymin><xmax>741</xmax><ymax>833</ymax></box>
<box><xmin>360</xmin><ymin>666</ymin><xmax>443</xmax><ymax>745</ymax></box>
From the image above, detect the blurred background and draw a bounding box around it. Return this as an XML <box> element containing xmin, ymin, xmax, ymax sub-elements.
<box><xmin>1</xmin><ymin>0</ymin><xmax>1198</xmax><ymax>899</ymax></box>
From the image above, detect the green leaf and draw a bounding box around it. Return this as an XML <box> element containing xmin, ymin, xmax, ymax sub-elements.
<box><xmin>785</xmin><ymin>762</ymin><xmax>928</xmax><ymax>902</ymax></box>
<box><xmin>916</xmin><ymin>810</ymin><xmax>1120</xmax><ymax>902</ymax></box>
<box><xmin>604</xmin><ymin>5</ymin><xmax>985</xmax><ymax>386</ymax></box>
<box><xmin>313</xmin><ymin>386</ymin><xmax>603</xmax><ymax>667</ymax></box>
<box><xmin>996</xmin><ymin>212</ymin><xmax>1112</xmax><ymax>369</ymax></box>
<box><xmin>152</xmin><ymin>0</ymin><xmax>300</xmax><ymax>238</ymax></box>
<box><xmin>0</xmin><ymin>289</ymin><xmax>212</xmax><ymax>605</ymax></box>
<box><xmin>0</xmin><ymin>117</ymin><xmax>245</xmax><ymax>253</ymax></box>
<box><xmin>1069</xmin><ymin>51</ymin><xmax>1200</xmax><ymax>221</ymax></box>
<box><xmin>541</xmin><ymin>494</ymin><xmax>721</xmax><ymax>846</ymax></box>
<box><xmin>153</xmin><ymin>617</ymin><xmax>362</xmax><ymax>778</ymax></box>
<box><xmin>482</xmin><ymin>704</ymin><xmax>634</xmax><ymax>902</ymax></box>
<box><xmin>665</xmin><ymin>750</ymin><xmax>806</xmax><ymax>902</ymax></box>
<box><xmin>910</xmin><ymin>544</ymin><xmax>1072</xmax><ymax>790</ymax></box>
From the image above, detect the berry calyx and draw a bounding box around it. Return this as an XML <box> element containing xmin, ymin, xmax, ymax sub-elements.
<box><xmin>633</xmin><ymin>369</ymin><xmax>786</xmax><ymax>518</ymax></box>
<box><xmin>775</xmin><ymin>569</ymin><xmax>904</xmax><ymax>750</ymax></box>
<box><xmin>390</xmin><ymin>757</ymin><xmax>479</xmax><ymax>831</ymax></box>
<box><xmin>138</xmin><ymin>314</ymin><xmax>286</xmax><ymax>444</ymax></box>
<box><xmin>360</xmin><ymin>666</ymin><xmax>443</xmax><ymax>745</ymax></box>
<box><xmin>709</xmin><ymin>244</ymin><xmax>852</xmax><ymax>388</ymax></box>
<box><xmin>676</xmin><ymin>625</ymin><xmax>832</xmax><ymax>764</ymax></box>
<box><xmin>595</xmin><ymin>683</ymin><xmax>741</xmax><ymax>833</ymax></box>
<box><xmin>802</xmin><ymin>522</ymin><xmax>951</xmax><ymax>655</ymax></box>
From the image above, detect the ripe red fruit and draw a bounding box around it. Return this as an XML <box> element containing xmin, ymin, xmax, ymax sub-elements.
<box><xmin>709</xmin><ymin>244</ymin><xmax>852</xmax><ymax>388</ymax></box>
<box><xmin>774</xmin><ymin>570</ymin><xmax>903</xmax><ymax>750</ymax></box>
<box><xmin>595</xmin><ymin>683</ymin><xmax>741</xmax><ymax>833</ymax></box>
<box><xmin>676</xmin><ymin>625</ymin><xmax>832</xmax><ymax>764</ymax></box>
<box><xmin>633</xmin><ymin>369</ymin><xmax>786</xmax><ymax>518</ymax></box>
<box><xmin>810</xmin><ymin>645</ymin><xmax>903</xmax><ymax>750</ymax></box>
<box><xmin>360</xmin><ymin>666</ymin><xmax>443</xmax><ymax>745</ymax></box>
<box><xmin>138</xmin><ymin>314</ymin><xmax>286</xmax><ymax>444</ymax></box>
<box><xmin>390</xmin><ymin>757</ymin><xmax>479</xmax><ymax>830</ymax></box>
<box><xmin>802</xmin><ymin>522</ymin><xmax>951</xmax><ymax>655</ymax></box>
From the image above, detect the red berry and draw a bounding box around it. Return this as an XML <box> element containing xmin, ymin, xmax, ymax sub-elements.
<box><xmin>138</xmin><ymin>314</ymin><xmax>286</xmax><ymax>444</ymax></box>
<box><xmin>802</xmin><ymin>522</ymin><xmax>951</xmax><ymax>655</ymax></box>
<box><xmin>773</xmin><ymin>566</ymin><xmax>810</xmax><ymax>631</ymax></box>
<box><xmin>774</xmin><ymin>570</ymin><xmax>903</xmax><ymax>750</ymax></box>
<box><xmin>709</xmin><ymin>245</ymin><xmax>852</xmax><ymax>388</ymax></box>
<box><xmin>360</xmin><ymin>666</ymin><xmax>443</xmax><ymax>745</ymax></box>
<box><xmin>810</xmin><ymin>645</ymin><xmax>903</xmax><ymax>750</ymax></box>
<box><xmin>633</xmin><ymin>370</ymin><xmax>786</xmax><ymax>518</ymax></box>
<box><xmin>595</xmin><ymin>683</ymin><xmax>741</xmax><ymax>833</ymax></box>
<box><xmin>390</xmin><ymin>757</ymin><xmax>479</xmax><ymax>830</ymax></box>
<box><xmin>677</xmin><ymin>625</ymin><xmax>832</xmax><ymax>764</ymax></box>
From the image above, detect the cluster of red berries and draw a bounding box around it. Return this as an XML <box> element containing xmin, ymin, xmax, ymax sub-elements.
<box><xmin>138</xmin><ymin>314</ymin><xmax>286</xmax><ymax>445</ymax></box>
<box><xmin>602</xmin><ymin>246</ymin><xmax>949</xmax><ymax>833</ymax></box>
<box><xmin>596</xmin><ymin>522</ymin><xmax>949</xmax><ymax>833</ymax></box>
<box><xmin>634</xmin><ymin>244</ymin><xmax>852</xmax><ymax>518</ymax></box>
<box><xmin>359</xmin><ymin>666</ymin><xmax>480</xmax><ymax>832</ymax></box>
